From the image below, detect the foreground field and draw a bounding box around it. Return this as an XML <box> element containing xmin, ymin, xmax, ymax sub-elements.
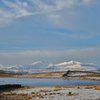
<box><xmin>0</xmin><ymin>70</ymin><xmax>100</xmax><ymax>100</ymax></box>
<box><xmin>0</xmin><ymin>85</ymin><xmax>100</xmax><ymax>100</ymax></box>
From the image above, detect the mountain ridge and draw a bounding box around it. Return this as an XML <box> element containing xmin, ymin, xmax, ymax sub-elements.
<box><xmin>0</xmin><ymin>60</ymin><xmax>99</xmax><ymax>73</ymax></box>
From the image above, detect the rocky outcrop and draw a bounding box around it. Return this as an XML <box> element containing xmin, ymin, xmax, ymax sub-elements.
<box><xmin>0</xmin><ymin>84</ymin><xmax>22</xmax><ymax>93</ymax></box>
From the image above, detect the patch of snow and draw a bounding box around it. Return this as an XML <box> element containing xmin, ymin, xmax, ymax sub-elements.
<box><xmin>30</xmin><ymin>61</ymin><xmax>43</xmax><ymax>66</ymax></box>
<box><xmin>12</xmin><ymin>87</ymin><xmax>100</xmax><ymax>100</ymax></box>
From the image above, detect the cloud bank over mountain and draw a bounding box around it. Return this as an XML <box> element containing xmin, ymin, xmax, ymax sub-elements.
<box><xmin>0</xmin><ymin>48</ymin><xmax>100</xmax><ymax>65</ymax></box>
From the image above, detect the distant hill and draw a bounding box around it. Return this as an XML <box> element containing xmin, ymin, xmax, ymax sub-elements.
<box><xmin>0</xmin><ymin>60</ymin><xmax>100</xmax><ymax>73</ymax></box>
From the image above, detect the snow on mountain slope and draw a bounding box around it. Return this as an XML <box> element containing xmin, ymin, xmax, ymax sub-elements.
<box><xmin>0</xmin><ymin>61</ymin><xmax>45</xmax><ymax>73</ymax></box>
<box><xmin>48</xmin><ymin>61</ymin><xmax>81</xmax><ymax>68</ymax></box>
<box><xmin>47</xmin><ymin>61</ymin><xmax>100</xmax><ymax>72</ymax></box>
<box><xmin>0</xmin><ymin>61</ymin><xmax>99</xmax><ymax>73</ymax></box>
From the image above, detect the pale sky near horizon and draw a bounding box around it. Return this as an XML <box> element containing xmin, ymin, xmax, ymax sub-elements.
<box><xmin>0</xmin><ymin>0</ymin><xmax>100</xmax><ymax>65</ymax></box>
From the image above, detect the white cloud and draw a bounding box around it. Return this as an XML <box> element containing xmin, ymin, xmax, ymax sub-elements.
<box><xmin>0</xmin><ymin>0</ymin><xmax>96</xmax><ymax>26</ymax></box>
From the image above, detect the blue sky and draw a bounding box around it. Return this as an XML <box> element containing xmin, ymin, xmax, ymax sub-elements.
<box><xmin>0</xmin><ymin>0</ymin><xmax>100</xmax><ymax>65</ymax></box>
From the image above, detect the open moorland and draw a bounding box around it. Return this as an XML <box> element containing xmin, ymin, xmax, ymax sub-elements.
<box><xmin>0</xmin><ymin>85</ymin><xmax>100</xmax><ymax>100</ymax></box>
<box><xmin>0</xmin><ymin>70</ymin><xmax>100</xmax><ymax>81</ymax></box>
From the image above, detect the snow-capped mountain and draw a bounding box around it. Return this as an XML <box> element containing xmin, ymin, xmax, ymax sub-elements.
<box><xmin>47</xmin><ymin>61</ymin><xmax>100</xmax><ymax>72</ymax></box>
<box><xmin>0</xmin><ymin>61</ymin><xmax>99</xmax><ymax>73</ymax></box>
<box><xmin>0</xmin><ymin>61</ymin><xmax>46</xmax><ymax>73</ymax></box>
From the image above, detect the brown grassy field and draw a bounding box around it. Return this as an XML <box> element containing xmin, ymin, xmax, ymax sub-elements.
<box><xmin>0</xmin><ymin>70</ymin><xmax>100</xmax><ymax>80</ymax></box>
